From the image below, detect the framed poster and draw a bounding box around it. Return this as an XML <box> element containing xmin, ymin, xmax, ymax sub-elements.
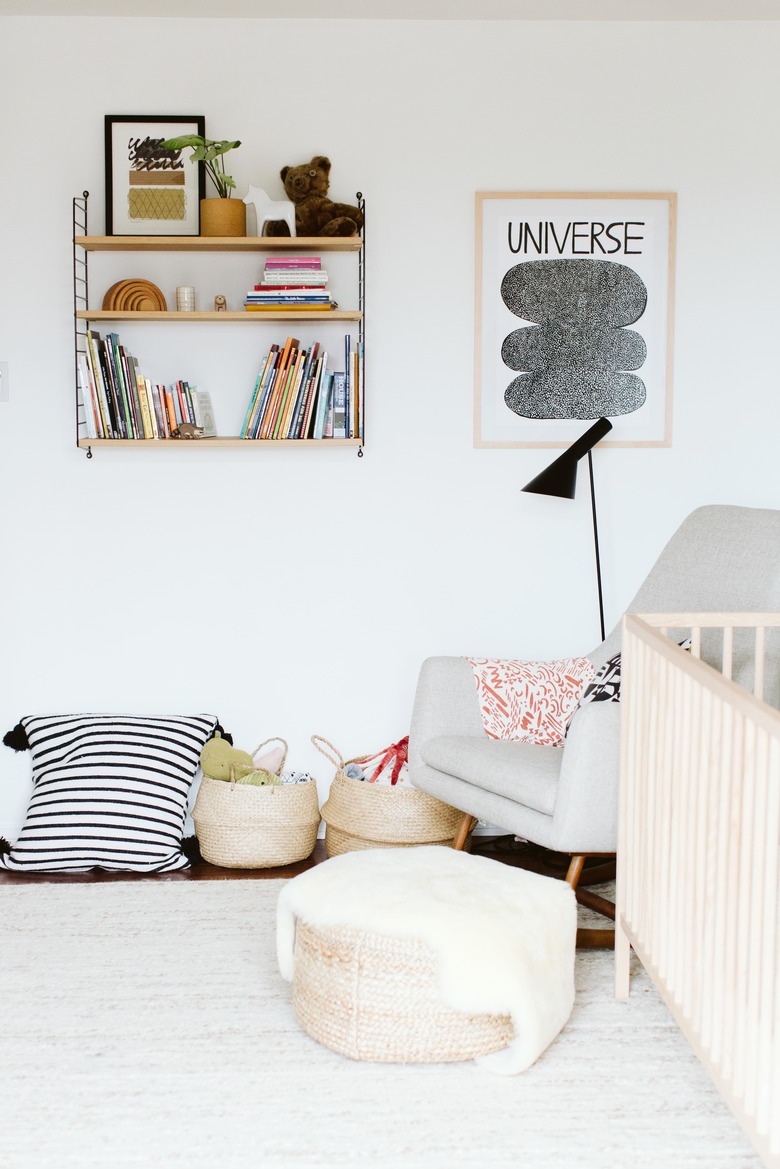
<box><xmin>105</xmin><ymin>114</ymin><xmax>205</xmax><ymax>236</ymax></box>
<box><xmin>474</xmin><ymin>192</ymin><xmax>676</xmax><ymax>447</ymax></box>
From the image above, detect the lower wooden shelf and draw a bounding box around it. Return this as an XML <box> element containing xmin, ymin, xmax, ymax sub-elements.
<box><xmin>77</xmin><ymin>437</ymin><xmax>362</xmax><ymax>449</ymax></box>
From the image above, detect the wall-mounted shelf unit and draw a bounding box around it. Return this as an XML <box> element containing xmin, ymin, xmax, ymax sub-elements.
<box><xmin>72</xmin><ymin>192</ymin><xmax>365</xmax><ymax>456</ymax></box>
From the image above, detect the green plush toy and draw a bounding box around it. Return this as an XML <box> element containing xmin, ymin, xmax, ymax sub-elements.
<box><xmin>200</xmin><ymin>731</ymin><xmax>254</xmax><ymax>782</ymax></box>
<box><xmin>233</xmin><ymin>766</ymin><xmax>282</xmax><ymax>787</ymax></box>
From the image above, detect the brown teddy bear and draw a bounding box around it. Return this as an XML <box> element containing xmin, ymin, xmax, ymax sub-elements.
<box><xmin>265</xmin><ymin>156</ymin><xmax>363</xmax><ymax>237</ymax></box>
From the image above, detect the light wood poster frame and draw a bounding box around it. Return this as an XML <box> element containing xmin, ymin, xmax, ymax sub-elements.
<box><xmin>474</xmin><ymin>191</ymin><xmax>676</xmax><ymax>448</ymax></box>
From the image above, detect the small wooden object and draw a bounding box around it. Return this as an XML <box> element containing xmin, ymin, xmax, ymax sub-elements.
<box><xmin>102</xmin><ymin>279</ymin><xmax>167</xmax><ymax>312</ymax></box>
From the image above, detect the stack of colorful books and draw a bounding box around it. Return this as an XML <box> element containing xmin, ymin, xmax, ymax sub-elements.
<box><xmin>240</xmin><ymin>334</ymin><xmax>363</xmax><ymax>441</ymax></box>
<box><xmin>244</xmin><ymin>256</ymin><xmax>334</xmax><ymax>312</ymax></box>
<box><xmin>78</xmin><ymin>328</ymin><xmax>216</xmax><ymax>439</ymax></box>
<box><xmin>240</xmin><ymin>337</ymin><xmax>333</xmax><ymax>439</ymax></box>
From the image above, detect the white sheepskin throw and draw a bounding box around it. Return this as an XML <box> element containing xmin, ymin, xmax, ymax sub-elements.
<box><xmin>277</xmin><ymin>846</ymin><xmax>576</xmax><ymax>1075</ymax></box>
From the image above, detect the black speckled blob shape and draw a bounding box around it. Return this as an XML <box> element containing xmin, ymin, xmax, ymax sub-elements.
<box><xmin>500</xmin><ymin>259</ymin><xmax>648</xmax><ymax>420</ymax></box>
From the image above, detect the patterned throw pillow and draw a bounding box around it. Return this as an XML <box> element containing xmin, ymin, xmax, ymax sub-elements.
<box><xmin>468</xmin><ymin>657</ymin><xmax>596</xmax><ymax>745</ymax></box>
<box><xmin>579</xmin><ymin>639</ymin><xmax>692</xmax><ymax>707</ymax></box>
<box><xmin>0</xmin><ymin>713</ymin><xmax>218</xmax><ymax>873</ymax></box>
<box><xmin>579</xmin><ymin>651</ymin><xmax>622</xmax><ymax>705</ymax></box>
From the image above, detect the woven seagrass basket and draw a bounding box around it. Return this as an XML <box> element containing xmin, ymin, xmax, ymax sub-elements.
<box><xmin>193</xmin><ymin>738</ymin><xmax>320</xmax><ymax>868</ymax></box>
<box><xmin>292</xmin><ymin>918</ymin><xmax>513</xmax><ymax>1063</ymax></box>
<box><xmin>314</xmin><ymin>736</ymin><xmax>463</xmax><ymax>857</ymax></box>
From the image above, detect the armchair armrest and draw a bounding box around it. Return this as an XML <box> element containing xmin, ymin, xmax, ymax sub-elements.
<box><xmin>552</xmin><ymin>701</ymin><xmax>622</xmax><ymax>854</ymax></box>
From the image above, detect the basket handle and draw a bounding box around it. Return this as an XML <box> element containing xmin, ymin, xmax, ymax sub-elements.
<box><xmin>311</xmin><ymin>735</ymin><xmax>345</xmax><ymax>770</ymax></box>
<box><xmin>249</xmin><ymin>737</ymin><xmax>289</xmax><ymax>776</ymax></box>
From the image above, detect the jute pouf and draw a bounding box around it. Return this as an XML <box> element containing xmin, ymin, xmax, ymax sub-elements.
<box><xmin>277</xmin><ymin>845</ymin><xmax>577</xmax><ymax>1074</ymax></box>
<box><xmin>292</xmin><ymin>919</ymin><xmax>513</xmax><ymax>1064</ymax></box>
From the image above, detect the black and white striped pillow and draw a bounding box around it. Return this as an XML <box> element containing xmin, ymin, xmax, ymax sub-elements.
<box><xmin>1</xmin><ymin>713</ymin><xmax>218</xmax><ymax>873</ymax></box>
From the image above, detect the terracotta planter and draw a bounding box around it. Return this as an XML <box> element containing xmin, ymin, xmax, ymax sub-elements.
<box><xmin>200</xmin><ymin>198</ymin><xmax>246</xmax><ymax>238</ymax></box>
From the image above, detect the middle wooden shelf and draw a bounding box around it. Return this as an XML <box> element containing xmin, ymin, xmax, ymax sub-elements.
<box><xmin>77</xmin><ymin>310</ymin><xmax>363</xmax><ymax>323</ymax></box>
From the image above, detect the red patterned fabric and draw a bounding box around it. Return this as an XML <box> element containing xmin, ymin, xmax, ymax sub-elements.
<box><xmin>467</xmin><ymin>657</ymin><xmax>596</xmax><ymax>745</ymax></box>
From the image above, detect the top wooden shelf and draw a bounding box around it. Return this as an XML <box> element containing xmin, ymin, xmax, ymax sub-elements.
<box><xmin>74</xmin><ymin>235</ymin><xmax>363</xmax><ymax>253</ymax></box>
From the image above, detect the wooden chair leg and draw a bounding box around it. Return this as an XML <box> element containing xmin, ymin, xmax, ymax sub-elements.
<box><xmin>566</xmin><ymin>853</ymin><xmax>616</xmax><ymax>950</ymax></box>
<box><xmin>452</xmin><ymin>812</ymin><xmax>477</xmax><ymax>851</ymax></box>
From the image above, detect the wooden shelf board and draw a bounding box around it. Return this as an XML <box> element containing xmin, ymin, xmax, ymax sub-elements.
<box><xmin>77</xmin><ymin>437</ymin><xmax>363</xmax><ymax>449</ymax></box>
<box><xmin>77</xmin><ymin>309</ymin><xmax>362</xmax><ymax>323</ymax></box>
<box><xmin>74</xmin><ymin>235</ymin><xmax>362</xmax><ymax>253</ymax></box>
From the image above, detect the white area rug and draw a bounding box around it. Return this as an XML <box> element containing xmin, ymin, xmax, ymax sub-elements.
<box><xmin>0</xmin><ymin>879</ymin><xmax>762</xmax><ymax>1169</ymax></box>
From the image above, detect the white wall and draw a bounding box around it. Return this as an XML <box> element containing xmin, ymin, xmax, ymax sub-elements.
<box><xmin>1</xmin><ymin>16</ymin><xmax>778</xmax><ymax>833</ymax></box>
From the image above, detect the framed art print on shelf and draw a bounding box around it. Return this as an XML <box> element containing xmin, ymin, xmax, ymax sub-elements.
<box><xmin>105</xmin><ymin>114</ymin><xmax>206</xmax><ymax>236</ymax></box>
<box><xmin>474</xmin><ymin>191</ymin><xmax>676</xmax><ymax>448</ymax></box>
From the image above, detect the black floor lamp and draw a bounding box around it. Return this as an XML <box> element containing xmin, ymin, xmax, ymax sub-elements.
<box><xmin>521</xmin><ymin>418</ymin><xmax>613</xmax><ymax>642</ymax></box>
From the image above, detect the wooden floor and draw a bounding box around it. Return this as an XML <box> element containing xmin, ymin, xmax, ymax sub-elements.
<box><xmin>0</xmin><ymin>837</ymin><xmax>616</xmax><ymax>885</ymax></box>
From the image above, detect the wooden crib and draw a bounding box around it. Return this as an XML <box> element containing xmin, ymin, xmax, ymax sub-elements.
<box><xmin>616</xmin><ymin>612</ymin><xmax>780</xmax><ymax>1169</ymax></box>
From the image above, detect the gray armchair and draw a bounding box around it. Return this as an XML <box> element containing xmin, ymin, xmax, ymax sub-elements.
<box><xmin>409</xmin><ymin>504</ymin><xmax>780</xmax><ymax>939</ymax></box>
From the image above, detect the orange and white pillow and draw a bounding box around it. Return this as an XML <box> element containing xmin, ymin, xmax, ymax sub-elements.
<box><xmin>468</xmin><ymin>656</ymin><xmax>596</xmax><ymax>745</ymax></box>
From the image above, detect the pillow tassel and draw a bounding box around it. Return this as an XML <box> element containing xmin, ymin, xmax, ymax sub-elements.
<box><xmin>181</xmin><ymin>835</ymin><xmax>202</xmax><ymax>865</ymax></box>
<box><xmin>213</xmin><ymin>722</ymin><xmax>233</xmax><ymax>746</ymax></box>
<box><xmin>0</xmin><ymin>836</ymin><xmax>11</xmax><ymax>856</ymax></box>
<box><xmin>3</xmin><ymin>722</ymin><xmax>30</xmax><ymax>752</ymax></box>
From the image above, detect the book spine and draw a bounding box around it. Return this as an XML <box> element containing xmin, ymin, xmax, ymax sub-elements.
<box><xmin>332</xmin><ymin>372</ymin><xmax>347</xmax><ymax>439</ymax></box>
<box><xmin>244</xmin><ymin>305</ymin><xmax>335</xmax><ymax>313</ymax></box>
<box><xmin>182</xmin><ymin>382</ymin><xmax>197</xmax><ymax>425</ymax></box>
<box><xmin>264</xmin><ymin>257</ymin><xmax>322</xmax><ymax>269</ymax></box>
<box><xmin>357</xmin><ymin>341</ymin><xmax>364</xmax><ymax>440</ymax></box>
<box><xmin>323</xmin><ymin>373</ymin><xmax>336</xmax><ymax>438</ymax></box>
<box><xmin>192</xmin><ymin>390</ymin><xmax>216</xmax><ymax>437</ymax></box>
<box><xmin>313</xmin><ymin>369</ymin><xmax>333</xmax><ymax>439</ymax></box>
<box><xmin>299</xmin><ymin>355</ymin><xmax>322</xmax><ymax>439</ymax></box>
<box><xmin>344</xmin><ymin>335</ymin><xmax>351</xmax><ymax>438</ymax></box>
<box><xmin>145</xmin><ymin>379</ymin><xmax>159</xmax><ymax>438</ymax></box>
<box><xmin>82</xmin><ymin>348</ymin><xmax>104</xmax><ymax>437</ymax></box>
<box><xmin>351</xmin><ymin>345</ymin><xmax>360</xmax><ymax>440</ymax></box>
<box><xmin>152</xmin><ymin>384</ymin><xmax>169</xmax><ymax>437</ymax></box>
<box><xmin>164</xmin><ymin>387</ymin><xmax>178</xmax><ymax>434</ymax></box>
<box><xmin>246</xmin><ymin>293</ymin><xmax>331</xmax><ymax>301</ymax></box>
<box><xmin>127</xmin><ymin>352</ymin><xmax>145</xmax><ymax>439</ymax></box>
<box><xmin>137</xmin><ymin>377</ymin><xmax>154</xmax><ymax>439</ymax></box>
<box><xmin>252</xmin><ymin>284</ymin><xmax>328</xmax><ymax>292</ymax></box>
<box><xmin>86</xmin><ymin>331</ymin><xmax>112</xmax><ymax>438</ymax></box>
<box><xmin>77</xmin><ymin>353</ymin><xmax>98</xmax><ymax>439</ymax></box>
<box><xmin>260</xmin><ymin>273</ymin><xmax>328</xmax><ymax>284</ymax></box>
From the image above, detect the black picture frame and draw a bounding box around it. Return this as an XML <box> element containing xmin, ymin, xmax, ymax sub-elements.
<box><xmin>104</xmin><ymin>114</ymin><xmax>206</xmax><ymax>237</ymax></box>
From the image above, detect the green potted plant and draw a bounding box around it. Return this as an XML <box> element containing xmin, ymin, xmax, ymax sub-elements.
<box><xmin>161</xmin><ymin>134</ymin><xmax>244</xmax><ymax>237</ymax></box>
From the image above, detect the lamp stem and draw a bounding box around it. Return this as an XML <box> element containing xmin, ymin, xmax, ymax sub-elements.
<box><xmin>587</xmin><ymin>449</ymin><xmax>606</xmax><ymax>642</ymax></box>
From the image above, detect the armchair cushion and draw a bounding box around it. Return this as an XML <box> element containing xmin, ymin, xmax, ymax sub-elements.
<box><xmin>420</xmin><ymin>736</ymin><xmax>562</xmax><ymax>816</ymax></box>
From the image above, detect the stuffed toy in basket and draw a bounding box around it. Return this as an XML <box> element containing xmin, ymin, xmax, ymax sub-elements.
<box><xmin>314</xmin><ymin>734</ymin><xmax>462</xmax><ymax>857</ymax></box>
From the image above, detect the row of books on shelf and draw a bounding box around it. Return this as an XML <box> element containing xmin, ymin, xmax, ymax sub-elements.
<box><xmin>240</xmin><ymin>335</ymin><xmax>363</xmax><ymax>441</ymax></box>
<box><xmin>244</xmin><ymin>255</ymin><xmax>337</xmax><ymax>313</ymax></box>
<box><xmin>78</xmin><ymin>329</ymin><xmax>214</xmax><ymax>440</ymax></box>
